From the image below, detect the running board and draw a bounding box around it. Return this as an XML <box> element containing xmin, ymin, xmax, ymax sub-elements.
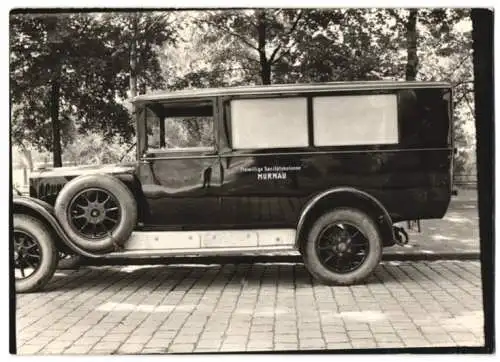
<box><xmin>101</xmin><ymin>229</ymin><xmax>297</xmax><ymax>259</ymax></box>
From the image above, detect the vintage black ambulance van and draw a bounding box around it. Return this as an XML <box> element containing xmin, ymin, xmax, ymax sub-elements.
<box><xmin>13</xmin><ymin>81</ymin><xmax>453</xmax><ymax>292</ymax></box>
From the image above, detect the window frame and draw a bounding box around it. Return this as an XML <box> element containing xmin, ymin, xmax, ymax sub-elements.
<box><xmin>310</xmin><ymin>92</ymin><xmax>400</xmax><ymax>148</ymax></box>
<box><xmin>138</xmin><ymin>97</ymin><xmax>219</xmax><ymax>160</ymax></box>
<box><xmin>224</xmin><ymin>94</ymin><xmax>311</xmax><ymax>152</ymax></box>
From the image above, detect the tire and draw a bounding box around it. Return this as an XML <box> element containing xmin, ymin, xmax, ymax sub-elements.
<box><xmin>302</xmin><ymin>208</ymin><xmax>382</xmax><ymax>285</ymax></box>
<box><xmin>54</xmin><ymin>174</ymin><xmax>137</xmax><ymax>253</ymax></box>
<box><xmin>57</xmin><ymin>251</ymin><xmax>82</xmax><ymax>269</ymax></box>
<box><xmin>13</xmin><ymin>214</ymin><xmax>58</xmax><ymax>293</ymax></box>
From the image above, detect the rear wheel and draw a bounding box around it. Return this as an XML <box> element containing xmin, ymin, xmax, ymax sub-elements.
<box><xmin>13</xmin><ymin>214</ymin><xmax>58</xmax><ymax>293</ymax></box>
<box><xmin>303</xmin><ymin>208</ymin><xmax>382</xmax><ymax>285</ymax></box>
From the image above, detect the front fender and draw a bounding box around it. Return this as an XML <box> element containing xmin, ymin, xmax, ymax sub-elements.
<box><xmin>13</xmin><ymin>196</ymin><xmax>98</xmax><ymax>258</ymax></box>
<box><xmin>295</xmin><ymin>187</ymin><xmax>395</xmax><ymax>248</ymax></box>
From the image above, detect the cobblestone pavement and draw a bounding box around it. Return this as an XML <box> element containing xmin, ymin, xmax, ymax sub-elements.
<box><xmin>16</xmin><ymin>260</ymin><xmax>484</xmax><ymax>355</ymax></box>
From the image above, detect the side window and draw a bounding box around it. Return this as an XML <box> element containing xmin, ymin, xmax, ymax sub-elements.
<box><xmin>313</xmin><ymin>94</ymin><xmax>398</xmax><ymax>146</ymax></box>
<box><xmin>230</xmin><ymin>97</ymin><xmax>308</xmax><ymax>149</ymax></box>
<box><xmin>146</xmin><ymin>102</ymin><xmax>215</xmax><ymax>153</ymax></box>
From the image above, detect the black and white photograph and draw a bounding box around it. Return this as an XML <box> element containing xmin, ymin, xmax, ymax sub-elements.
<box><xmin>8</xmin><ymin>6</ymin><xmax>493</xmax><ymax>355</ymax></box>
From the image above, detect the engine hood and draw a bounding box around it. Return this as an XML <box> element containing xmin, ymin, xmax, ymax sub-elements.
<box><xmin>29</xmin><ymin>163</ymin><xmax>138</xmax><ymax>205</ymax></box>
<box><xmin>30</xmin><ymin>163</ymin><xmax>136</xmax><ymax>179</ymax></box>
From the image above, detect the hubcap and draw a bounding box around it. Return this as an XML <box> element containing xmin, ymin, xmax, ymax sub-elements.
<box><xmin>14</xmin><ymin>230</ymin><xmax>42</xmax><ymax>280</ymax></box>
<box><xmin>67</xmin><ymin>188</ymin><xmax>121</xmax><ymax>239</ymax></box>
<box><xmin>315</xmin><ymin>222</ymin><xmax>370</xmax><ymax>274</ymax></box>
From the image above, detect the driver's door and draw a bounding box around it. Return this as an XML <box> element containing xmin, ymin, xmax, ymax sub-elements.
<box><xmin>137</xmin><ymin>99</ymin><xmax>222</xmax><ymax>229</ymax></box>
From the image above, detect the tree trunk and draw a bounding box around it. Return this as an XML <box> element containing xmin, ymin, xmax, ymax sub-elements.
<box><xmin>256</xmin><ymin>10</ymin><xmax>271</xmax><ymax>85</ymax></box>
<box><xmin>50</xmin><ymin>78</ymin><xmax>62</xmax><ymax>167</ymax></box>
<box><xmin>159</xmin><ymin>119</ymin><xmax>166</xmax><ymax>148</ymax></box>
<box><xmin>129</xmin><ymin>16</ymin><xmax>138</xmax><ymax>99</ymax></box>
<box><xmin>260</xmin><ymin>61</ymin><xmax>271</xmax><ymax>85</ymax></box>
<box><xmin>47</xmin><ymin>16</ymin><xmax>63</xmax><ymax>168</ymax></box>
<box><xmin>405</xmin><ymin>9</ymin><xmax>419</xmax><ymax>80</ymax></box>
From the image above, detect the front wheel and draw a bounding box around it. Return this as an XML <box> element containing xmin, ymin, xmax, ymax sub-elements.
<box><xmin>13</xmin><ymin>214</ymin><xmax>58</xmax><ymax>293</ymax></box>
<box><xmin>303</xmin><ymin>208</ymin><xmax>382</xmax><ymax>285</ymax></box>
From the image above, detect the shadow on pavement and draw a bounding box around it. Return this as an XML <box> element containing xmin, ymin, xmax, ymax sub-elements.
<box><xmin>42</xmin><ymin>261</ymin><xmax>435</xmax><ymax>293</ymax></box>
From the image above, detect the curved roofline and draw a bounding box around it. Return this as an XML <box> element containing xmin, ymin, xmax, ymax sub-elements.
<box><xmin>131</xmin><ymin>80</ymin><xmax>452</xmax><ymax>103</ymax></box>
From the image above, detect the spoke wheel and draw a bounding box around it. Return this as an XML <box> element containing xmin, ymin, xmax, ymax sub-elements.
<box><xmin>13</xmin><ymin>214</ymin><xmax>58</xmax><ymax>293</ymax></box>
<box><xmin>14</xmin><ymin>230</ymin><xmax>42</xmax><ymax>280</ymax></box>
<box><xmin>303</xmin><ymin>208</ymin><xmax>382</xmax><ymax>286</ymax></box>
<box><xmin>55</xmin><ymin>174</ymin><xmax>137</xmax><ymax>252</ymax></box>
<box><xmin>67</xmin><ymin>188</ymin><xmax>121</xmax><ymax>240</ymax></box>
<box><xmin>315</xmin><ymin>222</ymin><xmax>370</xmax><ymax>274</ymax></box>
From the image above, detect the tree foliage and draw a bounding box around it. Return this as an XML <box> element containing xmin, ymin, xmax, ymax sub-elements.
<box><xmin>10</xmin><ymin>9</ymin><xmax>475</xmax><ymax>176</ymax></box>
<box><xmin>10</xmin><ymin>12</ymin><xmax>177</xmax><ymax>164</ymax></box>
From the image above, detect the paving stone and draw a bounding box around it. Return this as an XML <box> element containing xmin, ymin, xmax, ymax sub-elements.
<box><xmin>274</xmin><ymin>343</ymin><xmax>298</xmax><ymax>351</ymax></box>
<box><xmin>274</xmin><ymin>334</ymin><xmax>298</xmax><ymax>343</ymax></box>
<box><xmin>299</xmin><ymin>338</ymin><xmax>326</xmax><ymax>349</ymax></box>
<box><xmin>373</xmin><ymin>333</ymin><xmax>402</xmax><ymax>343</ymax></box>
<box><xmin>44</xmin><ymin>340</ymin><xmax>74</xmax><ymax>349</ymax></box>
<box><xmin>449</xmin><ymin>332</ymin><xmax>478</xmax><ymax>343</ymax></box>
<box><xmin>116</xmin><ymin>343</ymin><xmax>145</xmax><ymax>354</ymax></box>
<box><xmin>324</xmin><ymin>333</ymin><xmax>350</xmax><ymax>343</ymax></box>
<box><xmin>17</xmin><ymin>344</ymin><xmax>44</xmax><ymax>355</ymax></box>
<box><xmin>249</xmin><ymin>332</ymin><xmax>274</xmax><ymax>340</ymax></box>
<box><xmin>194</xmin><ymin>347</ymin><xmax>220</xmax><ymax>353</ymax></box>
<box><xmin>220</xmin><ymin>344</ymin><xmax>245</xmax><ymax>352</ymax></box>
<box><xmin>196</xmin><ymin>337</ymin><xmax>222</xmax><ymax>346</ymax></box>
<box><xmin>74</xmin><ymin>336</ymin><xmax>101</xmax><ymax>345</ymax></box>
<box><xmin>146</xmin><ymin>338</ymin><xmax>172</xmax><ymax>348</ymax></box>
<box><xmin>251</xmin><ymin>324</ymin><xmax>273</xmax><ymax>332</ymax></box>
<box><xmin>326</xmin><ymin>342</ymin><xmax>353</xmax><ymax>350</ymax></box>
<box><xmin>423</xmin><ymin>334</ymin><xmax>454</xmax><ymax>344</ymax></box>
<box><xmin>376</xmin><ymin>341</ymin><xmax>405</xmax><ymax>348</ymax></box>
<box><xmin>62</xmin><ymin>345</ymin><xmax>93</xmax><ymax>354</ymax></box>
<box><xmin>39</xmin><ymin>346</ymin><xmax>66</xmax><ymax>355</ymax></box>
<box><xmin>350</xmin><ymin>338</ymin><xmax>377</xmax><ymax>348</ymax></box>
<box><xmin>100</xmin><ymin>333</ymin><xmax>130</xmax><ymax>342</ymax></box>
<box><xmin>126</xmin><ymin>335</ymin><xmax>152</xmax><ymax>344</ymax></box>
<box><xmin>142</xmin><ymin>347</ymin><xmax>167</xmax><ymax>354</ymax></box>
<box><xmin>345</xmin><ymin>323</ymin><xmax>371</xmax><ymax>331</ymax></box>
<box><xmin>223</xmin><ymin>336</ymin><xmax>248</xmax><ymax>344</ymax></box>
<box><xmin>403</xmin><ymin>339</ymin><xmax>431</xmax><ymax>347</ymax></box>
<box><xmin>168</xmin><ymin>343</ymin><xmax>195</xmax><ymax>353</ymax></box>
<box><xmin>92</xmin><ymin>341</ymin><xmax>122</xmax><ymax>351</ymax></box>
<box><xmin>348</xmin><ymin>330</ymin><xmax>373</xmax><ymax>339</ymax></box>
<box><xmin>247</xmin><ymin>340</ymin><xmax>273</xmax><ymax>349</ymax></box>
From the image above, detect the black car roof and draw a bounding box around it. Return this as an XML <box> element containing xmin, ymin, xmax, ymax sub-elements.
<box><xmin>131</xmin><ymin>80</ymin><xmax>451</xmax><ymax>103</ymax></box>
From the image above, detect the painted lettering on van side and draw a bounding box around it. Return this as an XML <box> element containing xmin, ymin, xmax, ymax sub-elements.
<box><xmin>257</xmin><ymin>172</ymin><xmax>287</xmax><ymax>180</ymax></box>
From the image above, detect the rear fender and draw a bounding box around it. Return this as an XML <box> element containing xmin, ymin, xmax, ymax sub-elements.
<box><xmin>295</xmin><ymin>187</ymin><xmax>395</xmax><ymax>250</ymax></box>
<box><xmin>13</xmin><ymin>196</ymin><xmax>97</xmax><ymax>258</ymax></box>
